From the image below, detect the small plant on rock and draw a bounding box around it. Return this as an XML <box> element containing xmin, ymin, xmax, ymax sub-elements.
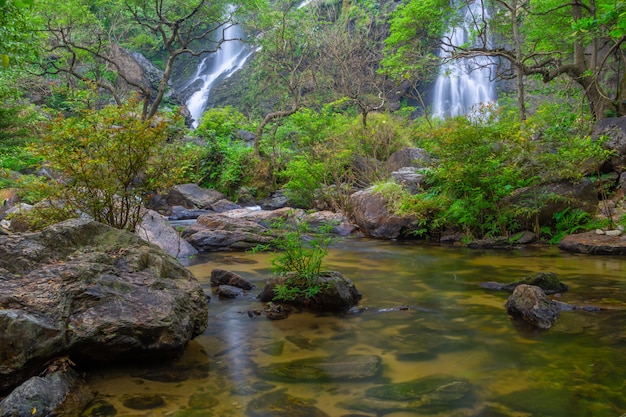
<box><xmin>258</xmin><ymin>216</ymin><xmax>336</xmax><ymax>302</ymax></box>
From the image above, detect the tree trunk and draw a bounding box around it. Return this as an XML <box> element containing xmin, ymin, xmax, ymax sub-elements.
<box><xmin>511</xmin><ymin>0</ymin><xmax>526</xmax><ymax>121</ymax></box>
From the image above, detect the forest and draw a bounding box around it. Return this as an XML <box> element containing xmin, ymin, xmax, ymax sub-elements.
<box><xmin>1</xmin><ymin>0</ymin><xmax>625</xmax><ymax>242</ymax></box>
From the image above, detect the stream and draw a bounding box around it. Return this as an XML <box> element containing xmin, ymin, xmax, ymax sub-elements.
<box><xmin>86</xmin><ymin>239</ymin><xmax>626</xmax><ymax>416</ymax></box>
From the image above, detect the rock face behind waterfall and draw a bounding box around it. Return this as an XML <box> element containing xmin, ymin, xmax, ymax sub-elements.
<box><xmin>0</xmin><ymin>218</ymin><xmax>209</xmax><ymax>392</ymax></box>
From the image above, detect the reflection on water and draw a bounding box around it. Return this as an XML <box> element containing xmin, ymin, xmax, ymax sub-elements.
<box><xmin>86</xmin><ymin>239</ymin><xmax>626</xmax><ymax>416</ymax></box>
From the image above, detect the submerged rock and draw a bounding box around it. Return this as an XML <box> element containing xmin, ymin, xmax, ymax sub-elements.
<box><xmin>210</xmin><ymin>268</ymin><xmax>255</xmax><ymax>290</ymax></box>
<box><xmin>480</xmin><ymin>272</ymin><xmax>568</xmax><ymax>295</ymax></box>
<box><xmin>505</xmin><ymin>284</ymin><xmax>560</xmax><ymax>329</ymax></box>
<box><xmin>256</xmin><ymin>355</ymin><xmax>382</xmax><ymax>382</ymax></box>
<box><xmin>339</xmin><ymin>374</ymin><xmax>473</xmax><ymax>414</ymax></box>
<box><xmin>246</xmin><ymin>390</ymin><xmax>329</xmax><ymax>417</ymax></box>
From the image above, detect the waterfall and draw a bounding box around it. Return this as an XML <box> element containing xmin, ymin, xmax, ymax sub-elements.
<box><xmin>431</xmin><ymin>1</ymin><xmax>497</xmax><ymax>119</ymax></box>
<box><xmin>185</xmin><ymin>24</ymin><xmax>253</xmax><ymax>128</ymax></box>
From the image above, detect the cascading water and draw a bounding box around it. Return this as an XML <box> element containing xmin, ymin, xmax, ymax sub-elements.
<box><xmin>431</xmin><ymin>1</ymin><xmax>497</xmax><ymax>119</ymax></box>
<box><xmin>185</xmin><ymin>24</ymin><xmax>254</xmax><ymax>127</ymax></box>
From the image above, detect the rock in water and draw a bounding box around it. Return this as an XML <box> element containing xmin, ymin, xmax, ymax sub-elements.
<box><xmin>258</xmin><ymin>271</ymin><xmax>361</xmax><ymax>312</ymax></box>
<box><xmin>0</xmin><ymin>369</ymin><xmax>93</xmax><ymax>417</ymax></box>
<box><xmin>246</xmin><ymin>390</ymin><xmax>330</xmax><ymax>417</ymax></box>
<box><xmin>339</xmin><ymin>374</ymin><xmax>474</xmax><ymax>414</ymax></box>
<box><xmin>0</xmin><ymin>218</ymin><xmax>209</xmax><ymax>392</ymax></box>
<box><xmin>505</xmin><ymin>284</ymin><xmax>560</xmax><ymax>329</ymax></box>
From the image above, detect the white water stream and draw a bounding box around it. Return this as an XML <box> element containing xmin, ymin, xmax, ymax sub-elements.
<box><xmin>185</xmin><ymin>24</ymin><xmax>254</xmax><ymax>128</ymax></box>
<box><xmin>431</xmin><ymin>1</ymin><xmax>497</xmax><ymax>119</ymax></box>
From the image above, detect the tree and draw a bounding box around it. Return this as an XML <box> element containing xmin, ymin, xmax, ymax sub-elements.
<box><xmin>34</xmin><ymin>98</ymin><xmax>192</xmax><ymax>231</ymax></box>
<box><xmin>0</xmin><ymin>0</ymin><xmax>37</xmax><ymax>69</ymax></box>
<box><xmin>32</xmin><ymin>0</ymin><xmax>263</xmax><ymax>119</ymax></box>
<box><xmin>315</xmin><ymin>3</ymin><xmax>389</xmax><ymax>127</ymax></box>
<box><xmin>248</xmin><ymin>0</ymin><xmax>320</xmax><ymax>156</ymax></box>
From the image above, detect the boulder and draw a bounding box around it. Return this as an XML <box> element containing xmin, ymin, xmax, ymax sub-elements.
<box><xmin>182</xmin><ymin>212</ymin><xmax>275</xmax><ymax>251</ymax></box>
<box><xmin>215</xmin><ymin>285</ymin><xmax>245</xmax><ymax>298</ymax></box>
<box><xmin>386</xmin><ymin>147</ymin><xmax>431</xmax><ymax>172</ymax></box>
<box><xmin>558</xmin><ymin>230</ymin><xmax>626</xmax><ymax>255</ymax></box>
<box><xmin>168</xmin><ymin>205</ymin><xmax>213</xmax><ymax>221</ymax></box>
<box><xmin>135</xmin><ymin>209</ymin><xmax>198</xmax><ymax>259</ymax></box>
<box><xmin>303</xmin><ymin>210</ymin><xmax>357</xmax><ymax>236</ymax></box>
<box><xmin>390</xmin><ymin>167</ymin><xmax>427</xmax><ymax>194</ymax></box>
<box><xmin>259</xmin><ymin>190</ymin><xmax>289</xmax><ymax>210</ymax></box>
<box><xmin>211</xmin><ymin>199</ymin><xmax>242</xmax><ymax>213</ymax></box>
<box><xmin>504</xmin><ymin>179</ymin><xmax>598</xmax><ymax>227</ymax></box>
<box><xmin>505</xmin><ymin>284</ymin><xmax>560</xmax><ymax>329</ymax></box>
<box><xmin>235</xmin><ymin>187</ymin><xmax>257</xmax><ymax>207</ymax></box>
<box><xmin>348</xmin><ymin>187</ymin><xmax>417</xmax><ymax>238</ymax></box>
<box><xmin>167</xmin><ymin>184</ymin><xmax>225</xmax><ymax>209</ymax></box>
<box><xmin>0</xmin><ymin>188</ymin><xmax>19</xmax><ymax>220</ymax></box>
<box><xmin>0</xmin><ymin>367</ymin><xmax>93</xmax><ymax>417</ymax></box>
<box><xmin>593</xmin><ymin>117</ymin><xmax>626</xmax><ymax>172</ymax></box>
<box><xmin>258</xmin><ymin>271</ymin><xmax>362</xmax><ymax>312</ymax></box>
<box><xmin>210</xmin><ymin>268</ymin><xmax>254</xmax><ymax>290</ymax></box>
<box><xmin>0</xmin><ymin>218</ymin><xmax>209</xmax><ymax>392</ymax></box>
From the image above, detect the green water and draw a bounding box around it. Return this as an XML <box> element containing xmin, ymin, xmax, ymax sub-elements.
<box><xmin>86</xmin><ymin>239</ymin><xmax>626</xmax><ymax>416</ymax></box>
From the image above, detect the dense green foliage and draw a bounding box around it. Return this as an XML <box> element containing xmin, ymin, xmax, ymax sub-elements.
<box><xmin>0</xmin><ymin>0</ymin><xmax>623</xmax><ymax>245</ymax></box>
<box><xmin>194</xmin><ymin>106</ymin><xmax>255</xmax><ymax>197</ymax></box>
<box><xmin>27</xmin><ymin>98</ymin><xmax>195</xmax><ymax>231</ymax></box>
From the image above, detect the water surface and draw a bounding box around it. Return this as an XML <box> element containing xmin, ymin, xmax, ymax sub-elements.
<box><xmin>87</xmin><ymin>239</ymin><xmax>626</xmax><ymax>416</ymax></box>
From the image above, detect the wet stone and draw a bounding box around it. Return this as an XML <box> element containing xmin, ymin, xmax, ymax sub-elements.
<box><xmin>80</xmin><ymin>399</ymin><xmax>117</xmax><ymax>416</ymax></box>
<box><xmin>122</xmin><ymin>394</ymin><xmax>166</xmax><ymax>410</ymax></box>
<box><xmin>216</xmin><ymin>284</ymin><xmax>245</xmax><ymax>298</ymax></box>
<box><xmin>246</xmin><ymin>390</ymin><xmax>330</xmax><ymax>417</ymax></box>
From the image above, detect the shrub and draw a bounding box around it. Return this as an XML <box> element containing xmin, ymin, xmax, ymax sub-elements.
<box><xmin>195</xmin><ymin>107</ymin><xmax>254</xmax><ymax>197</ymax></box>
<box><xmin>254</xmin><ymin>216</ymin><xmax>336</xmax><ymax>302</ymax></box>
<box><xmin>31</xmin><ymin>98</ymin><xmax>192</xmax><ymax>231</ymax></box>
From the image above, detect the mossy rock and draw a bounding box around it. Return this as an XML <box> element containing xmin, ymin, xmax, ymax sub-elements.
<box><xmin>503</xmin><ymin>272</ymin><xmax>569</xmax><ymax>294</ymax></box>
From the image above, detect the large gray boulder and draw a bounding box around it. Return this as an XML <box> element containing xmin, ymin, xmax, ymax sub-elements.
<box><xmin>0</xmin><ymin>218</ymin><xmax>208</xmax><ymax>392</ymax></box>
<box><xmin>167</xmin><ymin>184</ymin><xmax>225</xmax><ymax>209</ymax></box>
<box><xmin>386</xmin><ymin>147</ymin><xmax>431</xmax><ymax>172</ymax></box>
<box><xmin>135</xmin><ymin>209</ymin><xmax>198</xmax><ymax>259</ymax></box>
<box><xmin>348</xmin><ymin>187</ymin><xmax>417</xmax><ymax>238</ymax></box>
<box><xmin>182</xmin><ymin>212</ymin><xmax>275</xmax><ymax>251</ymax></box>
